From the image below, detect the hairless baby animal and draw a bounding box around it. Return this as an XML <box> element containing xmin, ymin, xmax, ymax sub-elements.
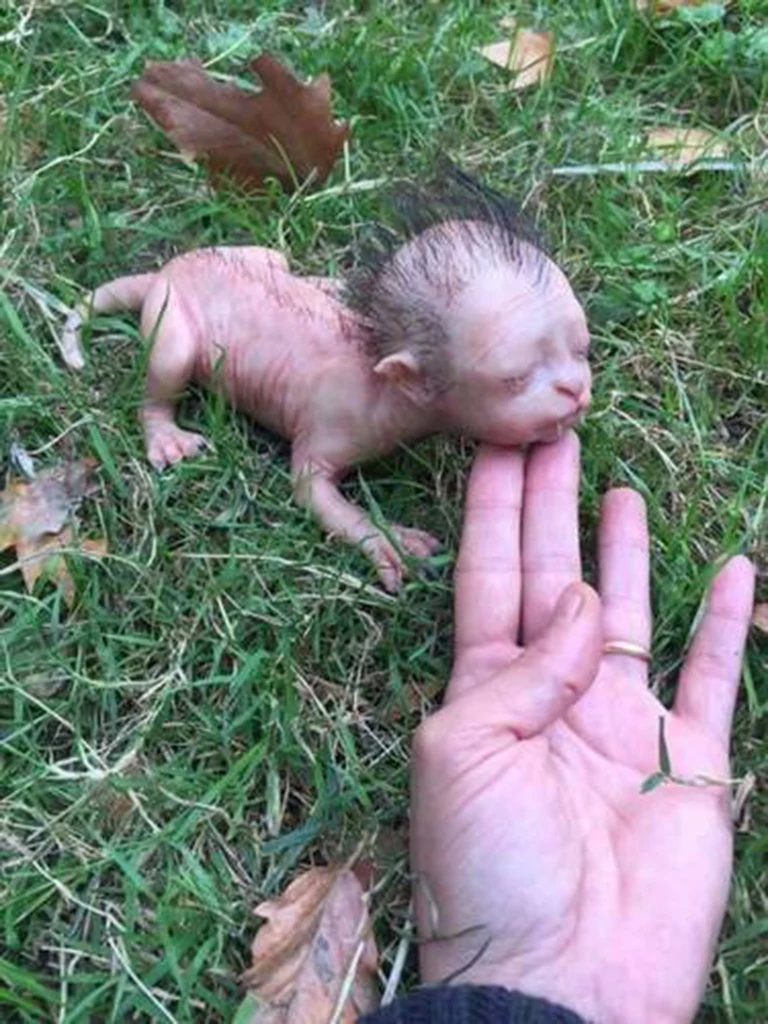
<box><xmin>61</xmin><ymin>164</ymin><xmax>591</xmax><ymax>590</ymax></box>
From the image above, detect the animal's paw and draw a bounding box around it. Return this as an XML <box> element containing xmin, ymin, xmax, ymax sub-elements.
<box><xmin>391</xmin><ymin>524</ymin><xmax>441</xmax><ymax>560</ymax></box>
<box><xmin>361</xmin><ymin>535</ymin><xmax>405</xmax><ymax>593</ymax></box>
<box><xmin>362</xmin><ymin>526</ymin><xmax>441</xmax><ymax>592</ymax></box>
<box><xmin>146</xmin><ymin>426</ymin><xmax>207</xmax><ymax>470</ymax></box>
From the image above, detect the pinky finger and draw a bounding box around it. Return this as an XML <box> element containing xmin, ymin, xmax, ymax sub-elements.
<box><xmin>674</xmin><ymin>556</ymin><xmax>755</xmax><ymax>749</ymax></box>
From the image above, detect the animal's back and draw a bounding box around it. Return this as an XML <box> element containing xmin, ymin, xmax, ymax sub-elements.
<box><xmin>154</xmin><ymin>246</ymin><xmax>368</xmax><ymax>439</ymax></box>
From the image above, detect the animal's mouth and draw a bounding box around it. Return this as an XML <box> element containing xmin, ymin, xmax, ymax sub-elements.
<box><xmin>537</xmin><ymin>410</ymin><xmax>584</xmax><ymax>443</ymax></box>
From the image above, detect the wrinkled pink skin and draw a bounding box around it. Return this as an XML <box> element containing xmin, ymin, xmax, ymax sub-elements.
<box><xmin>62</xmin><ymin>241</ymin><xmax>590</xmax><ymax>590</ymax></box>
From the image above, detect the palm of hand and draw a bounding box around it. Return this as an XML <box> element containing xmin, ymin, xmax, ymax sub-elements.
<box><xmin>411</xmin><ymin>438</ymin><xmax>754</xmax><ymax>1024</ymax></box>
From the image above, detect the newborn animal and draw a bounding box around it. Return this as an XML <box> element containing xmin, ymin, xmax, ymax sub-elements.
<box><xmin>61</xmin><ymin>164</ymin><xmax>591</xmax><ymax>590</ymax></box>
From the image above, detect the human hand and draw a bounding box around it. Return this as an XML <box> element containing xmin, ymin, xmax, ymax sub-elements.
<box><xmin>410</xmin><ymin>435</ymin><xmax>755</xmax><ymax>1024</ymax></box>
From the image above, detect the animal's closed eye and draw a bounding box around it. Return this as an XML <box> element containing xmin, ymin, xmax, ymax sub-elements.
<box><xmin>573</xmin><ymin>336</ymin><xmax>591</xmax><ymax>360</ymax></box>
<box><xmin>502</xmin><ymin>373</ymin><xmax>531</xmax><ymax>394</ymax></box>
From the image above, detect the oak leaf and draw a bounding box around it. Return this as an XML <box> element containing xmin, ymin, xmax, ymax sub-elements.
<box><xmin>240</xmin><ymin>864</ymin><xmax>379</xmax><ymax>1022</ymax></box>
<box><xmin>130</xmin><ymin>53</ymin><xmax>349</xmax><ymax>193</ymax></box>
<box><xmin>480</xmin><ymin>28</ymin><xmax>554</xmax><ymax>90</ymax></box>
<box><xmin>0</xmin><ymin>458</ymin><xmax>106</xmax><ymax>607</ymax></box>
<box><xmin>645</xmin><ymin>127</ymin><xmax>727</xmax><ymax>166</ymax></box>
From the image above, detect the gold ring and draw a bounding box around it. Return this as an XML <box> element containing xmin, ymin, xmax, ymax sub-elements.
<box><xmin>602</xmin><ymin>640</ymin><xmax>651</xmax><ymax>662</ymax></box>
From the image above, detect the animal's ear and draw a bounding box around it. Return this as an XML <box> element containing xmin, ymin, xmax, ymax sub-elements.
<box><xmin>373</xmin><ymin>351</ymin><xmax>433</xmax><ymax>405</ymax></box>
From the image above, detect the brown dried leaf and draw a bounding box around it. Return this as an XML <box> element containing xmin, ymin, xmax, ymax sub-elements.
<box><xmin>241</xmin><ymin>865</ymin><xmax>379</xmax><ymax>1023</ymax></box>
<box><xmin>0</xmin><ymin>458</ymin><xmax>98</xmax><ymax>549</ymax></box>
<box><xmin>16</xmin><ymin>527</ymin><xmax>75</xmax><ymax>604</ymax></box>
<box><xmin>130</xmin><ymin>53</ymin><xmax>349</xmax><ymax>194</ymax></box>
<box><xmin>0</xmin><ymin>458</ymin><xmax>106</xmax><ymax>606</ymax></box>
<box><xmin>480</xmin><ymin>40</ymin><xmax>514</xmax><ymax>70</ymax></box>
<box><xmin>645</xmin><ymin>128</ymin><xmax>728</xmax><ymax>167</ymax></box>
<box><xmin>480</xmin><ymin>29</ymin><xmax>554</xmax><ymax>90</ymax></box>
<box><xmin>634</xmin><ymin>0</ymin><xmax>729</xmax><ymax>11</ymax></box>
<box><xmin>752</xmin><ymin>604</ymin><xmax>768</xmax><ymax>634</ymax></box>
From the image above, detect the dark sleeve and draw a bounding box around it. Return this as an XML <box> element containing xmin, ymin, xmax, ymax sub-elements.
<box><xmin>359</xmin><ymin>985</ymin><xmax>588</xmax><ymax>1023</ymax></box>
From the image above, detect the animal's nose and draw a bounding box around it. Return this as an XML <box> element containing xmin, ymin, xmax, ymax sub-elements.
<box><xmin>554</xmin><ymin>369</ymin><xmax>590</xmax><ymax>408</ymax></box>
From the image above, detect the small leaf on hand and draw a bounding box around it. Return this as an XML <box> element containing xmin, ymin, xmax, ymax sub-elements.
<box><xmin>641</xmin><ymin>771</ymin><xmax>667</xmax><ymax>795</ymax></box>
<box><xmin>130</xmin><ymin>53</ymin><xmax>349</xmax><ymax>194</ymax></box>
<box><xmin>658</xmin><ymin>716</ymin><xmax>672</xmax><ymax>776</ymax></box>
<box><xmin>480</xmin><ymin>29</ymin><xmax>554</xmax><ymax>90</ymax></box>
<box><xmin>240</xmin><ymin>864</ymin><xmax>379</xmax><ymax>1022</ymax></box>
<box><xmin>0</xmin><ymin>458</ymin><xmax>106</xmax><ymax>607</ymax></box>
<box><xmin>645</xmin><ymin>127</ymin><xmax>727</xmax><ymax>167</ymax></box>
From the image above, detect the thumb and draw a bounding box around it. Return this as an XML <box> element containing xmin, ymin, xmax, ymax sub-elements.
<box><xmin>455</xmin><ymin>583</ymin><xmax>603</xmax><ymax>738</ymax></box>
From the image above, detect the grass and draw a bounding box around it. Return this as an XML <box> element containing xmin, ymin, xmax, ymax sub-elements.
<box><xmin>0</xmin><ymin>0</ymin><xmax>766</xmax><ymax>1019</ymax></box>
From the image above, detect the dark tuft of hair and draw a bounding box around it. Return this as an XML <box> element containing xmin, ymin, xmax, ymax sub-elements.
<box><xmin>343</xmin><ymin>159</ymin><xmax>552</xmax><ymax>389</ymax></box>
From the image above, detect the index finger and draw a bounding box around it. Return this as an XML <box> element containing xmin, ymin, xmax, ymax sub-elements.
<box><xmin>522</xmin><ymin>432</ymin><xmax>582</xmax><ymax>642</ymax></box>
<box><xmin>454</xmin><ymin>444</ymin><xmax>524</xmax><ymax>656</ymax></box>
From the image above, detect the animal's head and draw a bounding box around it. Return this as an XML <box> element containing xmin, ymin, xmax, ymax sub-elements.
<box><xmin>346</xmin><ymin>162</ymin><xmax>591</xmax><ymax>446</ymax></box>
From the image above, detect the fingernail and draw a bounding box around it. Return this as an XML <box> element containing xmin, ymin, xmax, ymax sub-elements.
<box><xmin>559</xmin><ymin>586</ymin><xmax>584</xmax><ymax>621</ymax></box>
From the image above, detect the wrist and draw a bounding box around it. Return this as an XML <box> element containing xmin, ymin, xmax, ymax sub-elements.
<box><xmin>419</xmin><ymin>938</ymin><xmax>693</xmax><ymax>1024</ymax></box>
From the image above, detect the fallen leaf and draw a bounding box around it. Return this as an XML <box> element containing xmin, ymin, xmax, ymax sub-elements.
<box><xmin>0</xmin><ymin>458</ymin><xmax>106</xmax><ymax>606</ymax></box>
<box><xmin>480</xmin><ymin>29</ymin><xmax>554</xmax><ymax>90</ymax></box>
<box><xmin>645</xmin><ymin>128</ymin><xmax>728</xmax><ymax>167</ymax></box>
<box><xmin>240</xmin><ymin>864</ymin><xmax>379</xmax><ymax>1022</ymax></box>
<box><xmin>752</xmin><ymin>604</ymin><xmax>768</xmax><ymax>634</ymax></box>
<box><xmin>480</xmin><ymin>41</ymin><xmax>514</xmax><ymax>70</ymax></box>
<box><xmin>130</xmin><ymin>53</ymin><xmax>349</xmax><ymax>193</ymax></box>
<box><xmin>0</xmin><ymin>458</ymin><xmax>98</xmax><ymax>545</ymax></box>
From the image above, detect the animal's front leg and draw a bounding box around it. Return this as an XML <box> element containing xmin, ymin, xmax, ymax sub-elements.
<box><xmin>292</xmin><ymin>459</ymin><xmax>439</xmax><ymax>592</ymax></box>
<box><xmin>140</xmin><ymin>285</ymin><xmax>208</xmax><ymax>470</ymax></box>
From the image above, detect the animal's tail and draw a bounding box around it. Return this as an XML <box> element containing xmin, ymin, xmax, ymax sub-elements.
<box><xmin>60</xmin><ymin>272</ymin><xmax>157</xmax><ymax>369</ymax></box>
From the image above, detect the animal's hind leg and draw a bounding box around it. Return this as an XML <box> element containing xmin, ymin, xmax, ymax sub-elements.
<box><xmin>139</xmin><ymin>285</ymin><xmax>208</xmax><ymax>470</ymax></box>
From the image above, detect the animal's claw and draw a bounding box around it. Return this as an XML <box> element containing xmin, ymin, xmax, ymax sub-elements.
<box><xmin>361</xmin><ymin>535</ymin><xmax>405</xmax><ymax>592</ymax></box>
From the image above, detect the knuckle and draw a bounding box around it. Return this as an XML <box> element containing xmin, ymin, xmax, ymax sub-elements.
<box><xmin>522</xmin><ymin>553</ymin><xmax>580</xmax><ymax>576</ymax></box>
<box><xmin>692</xmin><ymin>648</ymin><xmax>731</xmax><ymax>681</ymax></box>
<box><xmin>529</xmin><ymin>648</ymin><xmax>572</xmax><ymax>697</ymax></box>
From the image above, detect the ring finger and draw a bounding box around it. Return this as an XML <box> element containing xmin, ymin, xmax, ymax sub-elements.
<box><xmin>598</xmin><ymin>488</ymin><xmax>652</xmax><ymax>685</ymax></box>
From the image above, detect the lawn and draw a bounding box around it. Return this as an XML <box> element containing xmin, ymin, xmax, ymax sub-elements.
<box><xmin>1</xmin><ymin>0</ymin><xmax>766</xmax><ymax>1020</ymax></box>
